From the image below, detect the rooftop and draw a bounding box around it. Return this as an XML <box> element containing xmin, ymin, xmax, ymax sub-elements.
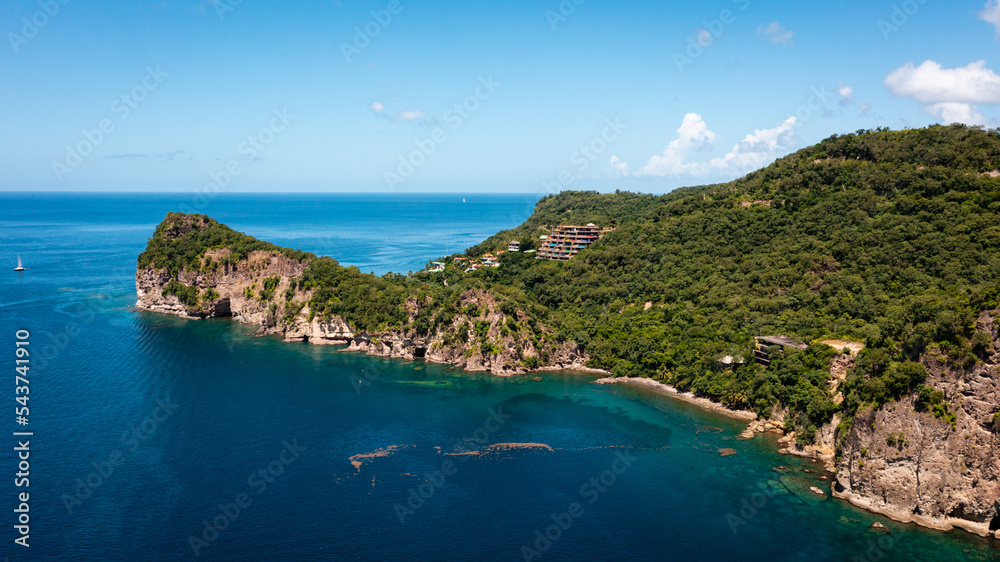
<box><xmin>755</xmin><ymin>336</ymin><xmax>807</xmax><ymax>349</ymax></box>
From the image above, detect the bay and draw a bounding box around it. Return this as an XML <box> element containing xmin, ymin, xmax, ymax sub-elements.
<box><xmin>0</xmin><ymin>192</ymin><xmax>996</xmax><ymax>561</ymax></box>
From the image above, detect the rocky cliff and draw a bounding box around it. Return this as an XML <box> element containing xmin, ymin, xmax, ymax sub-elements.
<box><xmin>135</xmin><ymin>217</ymin><xmax>586</xmax><ymax>376</ymax></box>
<box><xmin>734</xmin><ymin>334</ymin><xmax>1000</xmax><ymax>540</ymax></box>
<box><xmin>832</xmin><ymin>311</ymin><xmax>1000</xmax><ymax>539</ymax></box>
<box><xmin>136</xmin><ymin>248</ymin><xmax>305</xmax><ymax>323</ymax></box>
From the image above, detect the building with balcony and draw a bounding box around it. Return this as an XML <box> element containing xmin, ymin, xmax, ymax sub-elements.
<box><xmin>535</xmin><ymin>223</ymin><xmax>614</xmax><ymax>261</ymax></box>
<box><xmin>754</xmin><ymin>336</ymin><xmax>807</xmax><ymax>367</ymax></box>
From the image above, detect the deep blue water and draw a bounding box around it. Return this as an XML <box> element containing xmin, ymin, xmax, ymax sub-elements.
<box><xmin>1</xmin><ymin>192</ymin><xmax>998</xmax><ymax>561</ymax></box>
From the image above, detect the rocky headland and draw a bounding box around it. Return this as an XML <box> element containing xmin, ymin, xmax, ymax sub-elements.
<box><xmin>831</xmin><ymin>311</ymin><xmax>1000</xmax><ymax>539</ymax></box>
<box><xmin>135</xmin><ymin>214</ymin><xmax>586</xmax><ymax>376</ymax></box>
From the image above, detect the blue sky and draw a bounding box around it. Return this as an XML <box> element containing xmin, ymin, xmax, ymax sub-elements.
<box><xmin>2</xmin><ymin>0</ymin><xmax>998</xmax><ymax>193</ymax></box>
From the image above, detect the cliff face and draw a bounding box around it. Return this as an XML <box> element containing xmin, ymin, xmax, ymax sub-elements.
<box><xmin>333</xmin><ymin>289</ymin><xmax>587</xmax><ymax>374</ymax></box>
<box><xmin>136</xmin><ymin>249</ymin><xmax>305</xmax><ymax>322</ymax></box>
<box><xmin>744</xmin><ymin>352</ymin><xmax>858</xmax><ymax>472</ymax></box>
<box><xmin>833</xmin><ymin>311</ymin><xmax>1000</xmax><ymax>539</ymax></box>
<box><xmin>135</xmin><ymin>248</ymin><xmax>586</xmax><ymax>376</ymax></box>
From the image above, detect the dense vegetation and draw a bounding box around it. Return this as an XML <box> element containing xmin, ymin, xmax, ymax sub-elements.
<box><xmin>296</xmin><ymin>257</ymin><xmax>412</xmax><ymax>332</ymax></box>
<box><xmin>568</xmin><ymin>127</ymin><xmax>995</xmax><ymax>435</ymax></box>
<box><xmin>142</xmin><ymin>125</ymin><xmax>1000</xmax><ymax>440</ymax></box>
<box><xmin>448</xmin><ymin>125</ymin><xmax>1000</xmax><ymax>438</ymax></box>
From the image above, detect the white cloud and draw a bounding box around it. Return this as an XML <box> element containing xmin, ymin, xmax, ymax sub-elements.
<box><xmin>392</xmin><ymin>109</ymin><xmax>426</xmax><ymax>121</ymax></box>
<box><xmin>980</xmin><ymin>0</ymin><xmax>1000</xmax><ymax>37</ymax></box>
<box><xmin>757</xmin><ymin>21</ymin><xmax>794</xmax><ymax>46</ymax></box>
<box><xmin>369</xmin><ymin>102</ymin><xmax>428</xmax><ymax>122</ymax></box>
<box><xmin>884</xmin><ymin>60</ymin><xmax>1000</xmax><ymax>126</ymax></box>
<box><xmin>609</xmin><ymin>155</ymin><xmax>630</xmax><ymax>175</ymax></box>
<box><xmin>925</xmin><ymin>103</ymin><xmax>989</xmax><ymax>126</ymax></box>
<box><xmin>612</xmin><ymin>114</ymin><xmax>799</xmax><ymax>178</ymax></box>
<box><xmin>705</xmin><ymin>117</ymin><xmax>798</xmax><ymax>172</ymax></box>
<box><xmin>632</xmin><ymin>113</ymin><xmax>717</xmax><ymax>176</ymax></box>
<box><xmin>884</xmin><ymin>60</ymin><xmax>1000</xmax><ymax>104</ymax></box>
<box><xmin>838</xmin><ymin>82</ymin><xmax>854</xmax><ymax>105</ymax></box>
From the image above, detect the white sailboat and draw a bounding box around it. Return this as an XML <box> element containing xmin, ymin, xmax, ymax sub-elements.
<box><xmin>14</xmin><ymin>255</ymin><xmax>25</xmax><ymax>271</ymax></box>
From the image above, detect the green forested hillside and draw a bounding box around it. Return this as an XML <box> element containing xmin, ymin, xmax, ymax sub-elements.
<box><xmin>448</xmin><ymin>124</ymin><xmax>1000</xmax><ymax>439</ymax></box>
<box><xmin>142</xmin><ymin>124</ymin><xmax>1000</xmax><ymax>442</ymax></box>
<box><xmin>480</xmin><ymin>125</ymin><xmax>1000</xmax><ymax>438</ymax></box>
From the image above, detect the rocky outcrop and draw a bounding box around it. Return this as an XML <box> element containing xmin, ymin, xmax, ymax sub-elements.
<box><xmin>776</xmin><ymin>413</ymin><xmax>841</xmax><ymax>473</ymax></box>
<box><xmin>136</xmin><ymin>249</ymin><xmax>584</xmax><ymax>376</ymax></box>
<box><xmin>336</xmin><ymin>289</ymin><xmax>586</xmax><ymax>375</ymax></box>
<box><xmin>136</xmin><ymin>249</ymin><xmax>306</xmax><ymax>321</ymax></box>
<box><xmin>771</xmin><ymin>352</ymin><xmax>859</xmax><ymax>471</ymax></box>
<box><xmin>279</xmin><ymin>311</ymin><xmax>354</xmax><ymax>345</ymax></box>
<box><xmin>730</xmin><ymin>335</ymin><xmax>999</xmax><ymax>539</ymax></box>
<box><xmin>833</xmin><ymin>311</ymin><xmax>1000</xmax><ymax>539</ymax></box>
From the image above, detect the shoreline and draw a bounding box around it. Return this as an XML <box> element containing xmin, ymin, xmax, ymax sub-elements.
<box><xmin>592</xmin><ymin>376</ymin><xmax>757</xmax><ymax>421</ymax></box>
<box><xmin>534</xmin><ymin>364</ymin><xmax>610</xmax><ymax>375</ymax></box>
<box><xmin>135</xmin><ymin>304</ymin><xmax>1000</xmax><ymax>543</ymax></box>
<box><xmin>333</xmin><ymin>340</ymin><xmax>601</xmax><ymax>377</ymax></box>
<box><xmin>593</xmin><ymin>377</ymin><xmax>999</xmax><ymax>542</ymax></box>
<box><xmin>832</xmin><ymin>487</ymin><xmax>999</xmax><ymax>539</ymax></box>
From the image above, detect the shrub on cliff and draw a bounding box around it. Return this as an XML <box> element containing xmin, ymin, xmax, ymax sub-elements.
<box><xmin>258</xmin><ymin>276</ymin><xmax>280</xmax><ymax>301</ymax></box>
<box><xmin>162</xmin><ymin>280</ymin><xmax>200</xmax><ymax>307</ymax></box>
<box><xmin>916</xmin><ymin>384</ymin><xmax>957</xmax><ymax>427</ymax></box>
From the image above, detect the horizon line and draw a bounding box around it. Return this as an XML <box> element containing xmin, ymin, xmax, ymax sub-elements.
<box><xmin>0</xmin><ymin>189</ymin><xmax>669</xmax><ymax>196</ymax></box>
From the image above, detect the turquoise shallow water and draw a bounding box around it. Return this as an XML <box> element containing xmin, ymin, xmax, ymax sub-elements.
<box><xmin>1</xmin><ymin>192</ymin><xmax>998</xmax><ymax>561</ymax></box>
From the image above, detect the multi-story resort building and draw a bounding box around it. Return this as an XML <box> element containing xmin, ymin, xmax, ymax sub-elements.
<box><xmin>536</xmin><ymin>223</ymin><xmax>615</xmax><ymax>261</ymax></box>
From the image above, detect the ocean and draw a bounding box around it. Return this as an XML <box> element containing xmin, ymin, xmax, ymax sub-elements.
<box><xmin>1</xmin><ymin>192</ymin><xmax>997</xmax><ymax>561</ymax></box>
